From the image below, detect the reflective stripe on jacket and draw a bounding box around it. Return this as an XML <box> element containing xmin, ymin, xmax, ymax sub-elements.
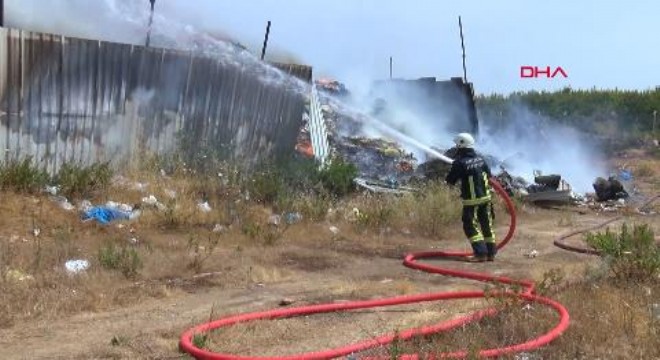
<box><xmin>445</xmin><ymin>148</ymin><xmax>493</xmax><ymax>206</ymax></box>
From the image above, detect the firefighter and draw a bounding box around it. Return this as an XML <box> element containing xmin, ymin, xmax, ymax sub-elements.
<box><xmin>445</xmin><ymin>133</ymin><xmax>496</xmax><ymax>262</ymax></box>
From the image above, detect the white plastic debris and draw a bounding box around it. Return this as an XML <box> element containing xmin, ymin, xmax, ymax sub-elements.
<box><xmin>51</xmin><ymin>196</ymin><xmax>75</xmax><ymax>211</ymax></box>
<box><xmin>197</xmin><ymin>201</ymin><xmax>212</xmax><ymax>213</ymax></box>
<box><xmin>525</xmin><ymin>250</ymin><xmax>539</xmax><ymax>258</ymax></box>
<box><xmin>79</xmin><ymin>200</ymin><xmax>93</xmax><ymax>212</ymax></box>
<box><xmin>45</xmin><ymin>185</ymin><xmax>59</xmax><ymax>196</ymax></box>
<box><xmin>132</xmin><ymin>182</ymin><xmax>149</xmax><ymax>192</ymax></box>
<box><xmin>32</xmin><ymin>227</ymin><xmax>41</xmax><ymax>237</ymax></box>
<box><xmin>65</xmin><ymin>260</ymin><xmax>90</xmax><ymax>274</ymax></box>
<box><xmin>329</xmin><ymin>226</ymin><xmax>340</xmax><ymax>235</ymax></box>
<box><xmin>142</xmin><ymin>195</ymin><xmax>158</xmax><ymax>206</ymax></box>
<box><xmin>268</xmin><ymin>214</ymin><xmax>281</xmax><ymax>226</ymax></box>
<box><xmin>128</xmin><ymin>209</ymin><xmax>142</xmax><ymax>220</ymax></box>
<box><xmin>164</xmin><ymin>189</ymin><xmax>177</xmax><ymax>199</ymax></box>
<box><xmin>105</xmin><ymin>201</ymin><xmax>133</xmax><ymax>212</ymax></box>
<box><xmin>60</xmin><ymin>200</ymin><xmax>75</xmax><ymax>211</ymax></box>
<box><xmin>212</xmin><ymin>224</ymin><xmax>227</xmax><ymax>233</ymax></box>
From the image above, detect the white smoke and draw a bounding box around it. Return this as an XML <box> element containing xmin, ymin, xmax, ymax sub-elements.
<box><xmin>335</xmin><ymin>78</ymin><xmax>605</xmax><ymax>194</ymax></box>
<box><xmin>477</xmin><ymin>105</ymin><xmax>606</xmax><ymax>193</ymax></box>
<box><xmin>5</xmin><ymin>0</ymin><xmax>310</xmax><ymax>96</ymax></box>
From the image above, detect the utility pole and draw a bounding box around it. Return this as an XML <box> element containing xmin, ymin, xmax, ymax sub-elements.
<box><xmin>653</xmin><ymin>110</ymin><xmax>657</xmax><ymax>135</ymax></box>
<box><xmin>0</xmin><ymin>0</ymin><xmax>4</xmax><ymax>27</ymax></box>
<box><xmin>458</xmin><ymin>16</ymin><xmax>468</xmax><ymax>83</ymax></box>
<box><xmin>389</xmin><ymin>56</ymin><xmax>393</xmax><ymax>79</ymax></box>
<box><xmin>261</xmin><ymin>21</ymin><xmax>271</xmax><ymax>60</ymax></box>
<box><xmin>145</xmin><ymin>0</ymin><xmax>156</xmax><ymax>47</ymax></box>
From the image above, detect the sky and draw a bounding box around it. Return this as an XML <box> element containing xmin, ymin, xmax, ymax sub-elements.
<box><xmin>5</xmin><ymin>0</ymin><xmax>660</xmax><ymax>94</ymax></box>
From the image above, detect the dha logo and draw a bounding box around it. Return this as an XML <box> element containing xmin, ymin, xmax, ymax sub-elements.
<box><xmin>520</xmin><ymin>66</ymin><xmax>568</xmax><ymax>79</ymax></box>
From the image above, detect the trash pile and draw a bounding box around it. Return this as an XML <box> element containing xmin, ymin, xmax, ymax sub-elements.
<box><xmin>315</xmin><ymin>88</ymin><xmax>419</xmax><ymax>186</ymax></box>
<box><xmin>293</xmin><ymin>80</ymin><xmax>651</xmax><ymax>208</ymax></box>
<box><xmin>315</xmin><ymin>78</ymin><xmax>349</xmax><ymax>97</ymax></box>
<box><xmin>496</xmin><ymin>170</ymin><xmax>584</xmax><ymax>204</ymax></box>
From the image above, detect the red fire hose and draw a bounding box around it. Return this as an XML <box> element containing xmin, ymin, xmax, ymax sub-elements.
<box><xmin>179</xmin><ymin>179</ymin><xmax>570</xmax><ymax>359</ymax></box>
<box><xmin>554</xmin><ymin>194</ymin><xmax>660</xmax><ymax>255</ymax></box>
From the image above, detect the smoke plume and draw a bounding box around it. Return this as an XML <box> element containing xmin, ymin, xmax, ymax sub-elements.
<box><xmin>337</xmin><ymin>79</ymin><xmax>606</xmax><ymax>193</ymax></box>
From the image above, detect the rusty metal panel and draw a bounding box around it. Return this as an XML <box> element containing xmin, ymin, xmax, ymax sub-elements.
<box><xmin>0</xmin><ymin>27</ymin><xmax>308</xmax><ymax>173</ymax></box>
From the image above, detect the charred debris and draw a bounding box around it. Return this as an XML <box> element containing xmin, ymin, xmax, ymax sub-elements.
<box><xmin>294</xmin><ymin>77</ymin><xmax>643</xmax><ymax>211</ymax></box>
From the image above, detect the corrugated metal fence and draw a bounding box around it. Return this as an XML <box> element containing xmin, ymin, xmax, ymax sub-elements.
<box><xmin>0</xmin><ymin>27</ymin><xmax>311</xmax><ymax>173</ymax></box>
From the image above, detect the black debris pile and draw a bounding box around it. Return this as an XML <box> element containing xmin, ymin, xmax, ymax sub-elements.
<box><xmin>592</xmin><ymin>176</ymin><xmax>629</xmax><ymax>202</ymax></box>
<box><xmin>495</xmin><ymin>168</ymin><xmax>530</xmax><ymax>196</ymax></box>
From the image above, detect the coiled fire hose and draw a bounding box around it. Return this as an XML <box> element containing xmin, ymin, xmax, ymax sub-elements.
<box><xmin>180</xmin><ymin>179</ymin><xmax>570</xmax><ymax>359</ymax></box>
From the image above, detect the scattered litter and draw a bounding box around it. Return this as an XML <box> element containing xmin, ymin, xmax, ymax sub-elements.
<box><xmin>213</xmin><ymin>224</ymin><xmax>227</xmax><ymax>233</ymax></box>
<box><xmin>164</xmin><ymin>189</ymin><xmax>177</xmax><ymax>199</ymax></box>
<box><xmin>279</xmin><ymin>298</ymin><xmax>296</xmax><ymax>306</ymax></box>
<box><xmin>117</xmin><ymin>224</ymin><xmax>126</xmax><ymax>229</ymax></box>
<box><xmin>284</xmin><ymin>212</ymin><xmax>303</xmax><ymax>225</ymax></box>
<box><xmin>132</xmin><ymin>182</ymin><xmax>149</xmax><ymax>192</ymax></box>
<box><xmin>5</xmin><ymin>269</ymin><xmax>34</xmax><ymax>282</ymax></box>
<box><xmin>268</xmin><ymin>214</ymin><xmax>282</xmax><ymax>226</ymax></box>
<box><xmin>32</xmin><ymin>227</ymin><xmax>41</xmax><ymax>237</ymax></box>
<box><xmin>106</xmin><ymin>201</ymin><xmax>133</xmax><ymax>212</ymax></box>
<box><xmin>197</xmin><ymin>201</ymin><xmax>212</xmax><ymax>213</ymax></box>
<box><xmin>142</xmin><ymin>195</ymin><xmax>159</xmax><ymax>206</ymax></box>
<box><xmin>79</xmin><ymin>200</ymin><xmax>93</xmax><ymax>212</ymax></box>
<box><xmin>525</xmin><ymin>250</ymin><xmax>539</xmax><ymax>258</ymax></box>
<box><xmin>522</xmin><ymin>304</ymin><xmax>533</xmax><ymax>311</ymax></box>
<box><xmin>380</xmin><ymin>279</ymin><xmax>393</xmax><ymax>284</ymax></box>
<box><xmin>329</xmin><ymin>226</ymin><xmax>340</xmax><ymax>235</ymax></box>
<box><xmin>44</xmin><ymin>185</ymin><xmax>59</xmax><ymax>196</ymax></box>
<box><xmin>618</xmin><ymin>169</ymin><xmax>633</xmax><ymax>181</ymax></box>
<box><xmin>50</xmin><ymin>196</ymin><xmax>75</xmax><ymax>211</ymax></box>
<box><xmin>128</xmin><ymin>237</ymin><xmax>139</xmax><ymax>245</ymax></box>
<box><xmin>515</xmin><ymin>352</ymin><xmax>539</xmax><ymax>360</ymax></box>
<box><xmin>354</xmin><ymin>177</ymin><xmax>415</xmax><ymax>195</ymax></box>
<box><xmin>65</xmin><ymin>260</ymin><xmax>90</xmax><ymax>274</ymax></box>
<box><xmin>142</xmin><ymin>195</ymin><xmax>167</xmax><ymax>211</ymax></box>
<box><xmin>160</xmin><ymin>169</ymin><xmax>167</xmax><ymax>177</ymax></box>
<box><xmin>81</xmin><ymin>205</ymin><xmax>140</xmax><ymax>225</ymax></box>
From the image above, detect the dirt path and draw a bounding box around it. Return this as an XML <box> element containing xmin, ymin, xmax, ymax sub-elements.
<box><xmin>0</xmin><ymin>209</ymin><xmax>643</xmax><ymax>359</ymax></box>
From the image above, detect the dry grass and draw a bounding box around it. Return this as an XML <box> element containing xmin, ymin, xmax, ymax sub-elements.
<box><xmin>353</xmin><ymin>280</ymin><xmax>659</xmax><ymax>359</ymax></box>
<box><xmin>344</xmin><ymin>181</ymin><xmax>462</xmax><ymax>237</ymax></box>
<box><xmin>634</xmin><ymin>161</ymin><xmax>656</xmax><ymax>178</ymax></box>
<box><xmin>1</xmin><ymin>153</ymin><xmax>658</xmax><ymax>359</ymax></box>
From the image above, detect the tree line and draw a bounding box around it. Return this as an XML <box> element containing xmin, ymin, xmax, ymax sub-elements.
<box><xmin>475</xmin><ymin>88</ymin><xmax>660</xmax><ymax>137</ymax></box>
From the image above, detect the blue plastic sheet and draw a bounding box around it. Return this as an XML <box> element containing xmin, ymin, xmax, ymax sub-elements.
<box><xmin>619</xmin><ymin>170</ymin><xmax>633</xmax><ymax>181</ymax></box>
<box><xmin>81</xmin><ymin>207</ymin><xmax>131</xmax><ymax>225</ymax></box>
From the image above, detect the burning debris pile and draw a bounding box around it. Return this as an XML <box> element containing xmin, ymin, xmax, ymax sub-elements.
<box><xmin>293</xmin><ymin>79</ymin><xmax>647</xmax><ymax>210</ymax></box>
<box><xmin>301</xmin><ymin>78</ymin><xmax>418</xmax><ymax>185</ymax></box>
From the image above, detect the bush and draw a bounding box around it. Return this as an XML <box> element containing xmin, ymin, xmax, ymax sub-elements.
<box><xmin>55</xmin><ymin>162</ymin><xmax>113</xmax><ymax>198</ymax></box>
<box><xmin>247</xmin><ymin>157</ymin><xmax>357</xmax><ymax>208</ymax></box>
<box><xmin>347</xmin><ymin>181</ymin><xmax>461</xmax><ymax>235</ymax></box>
<box><xmin>0</xmin><ymin>157</ymin><xmax>50</xmax><ymax>193</ymax></box>
<box><xmin>585</xmin><ymin>223</ymin><xmax>660</xmax><ymax>281</ymax></box>
<box><xmin>395</xmin><ymin>181</ymin><xmax>461</xmax><ymax>237</ymax></box>
<box><xmin>318</xmin><ymin>158</ymin><xmax>358</xmax><ymax>198</ymax></box>
<box><xmin>98</xmin><ymin>243</ymin><xmax>143</xmax><ymax>278</ymax></box>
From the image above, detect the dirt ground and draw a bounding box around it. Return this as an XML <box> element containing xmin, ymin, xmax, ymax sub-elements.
<box><xmin>0</xmin><ymin>149</ymin><xmax>658</xmax><ymax>360</ymax></box>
